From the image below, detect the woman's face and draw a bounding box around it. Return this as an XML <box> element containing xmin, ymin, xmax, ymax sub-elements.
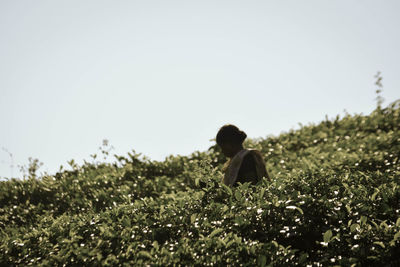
<box><xmin>219</xmin><ymin>143</ymin><xmax>236</xmax><ymax>158</ymax></box>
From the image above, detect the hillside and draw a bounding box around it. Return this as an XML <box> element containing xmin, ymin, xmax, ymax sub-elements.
<box><xmin>1</xmin><ymin>100</ymin><xmax>400</xmax><ymax>266</ymax></box>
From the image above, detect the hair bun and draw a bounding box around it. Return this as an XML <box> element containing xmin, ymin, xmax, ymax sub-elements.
<box><xmin>239</xmin><ymin>131</ymin><xmax>247</xmax><ymax>142</ymax></box>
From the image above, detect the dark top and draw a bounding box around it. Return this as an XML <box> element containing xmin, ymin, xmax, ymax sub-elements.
<box><xmin>234</xmin><ymin>153</ymin><xmax>259</xmax><ymax>186</ymax></box>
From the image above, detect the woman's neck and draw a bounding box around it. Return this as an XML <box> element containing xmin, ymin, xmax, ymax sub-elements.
<box><xmin>229</xmin><ymin>145</ymin><xmax>244</xmax><ymax>159</ymax></box>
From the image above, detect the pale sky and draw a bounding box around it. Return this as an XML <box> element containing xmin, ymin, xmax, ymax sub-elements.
<box><xmin>1</xmin><ymin>0</ymin><xmax>399</xmax><ymax>179</ymax></box>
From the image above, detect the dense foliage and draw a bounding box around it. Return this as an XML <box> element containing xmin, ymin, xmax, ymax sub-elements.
<box><xmin>1</xmin><ymin>100</ymin><xmax>400</xmax><ymax>266</ymax></box>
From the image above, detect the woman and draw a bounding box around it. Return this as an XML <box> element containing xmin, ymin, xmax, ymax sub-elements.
<box><xmin>216</xmin><ymin>124</ymin><xmax>270</xmax><ymax>186</ymax></box>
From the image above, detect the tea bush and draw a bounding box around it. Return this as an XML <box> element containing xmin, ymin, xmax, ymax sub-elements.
<box><xmin>1</xmin><ymin>100</ymin><xmax>400</xmax><ymax>266</ymax></box>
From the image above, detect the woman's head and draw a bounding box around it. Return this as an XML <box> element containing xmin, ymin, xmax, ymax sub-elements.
<box><xmin>216</xmin><ymin>124</ymin><xmax>247</xmax><ymax>157</ymax></box>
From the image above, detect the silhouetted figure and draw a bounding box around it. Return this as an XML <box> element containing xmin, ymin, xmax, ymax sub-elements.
<box><xmin>216</xmin><ymin>124</ymin><xmax>269</xmax><ymax>186</ymax></box>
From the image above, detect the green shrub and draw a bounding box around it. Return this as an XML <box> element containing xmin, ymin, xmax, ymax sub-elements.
<box><xmin>1</xmin><ymin>100</ymin><xmax>400</xmax><ymax>266</ymax></box>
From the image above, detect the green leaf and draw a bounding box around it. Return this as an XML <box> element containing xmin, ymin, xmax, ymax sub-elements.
<box><xmin>271</xmin><ymin>240</ymin><xmax>279</xmax><ymax>248</ymax></box>
<box><xmin>190</xmin><ymin>213</ymin><xmax>197</xmax><ymax>224</ymax></box>
<box><xmin>122</xmin><ymin>217</ymin><xmax>131</xmax><ymax>227</ymax></box>
<box><xmin>373</xmin><ymin>241</ymin><xmax>385</xmax><ymax>248</ymax></box>
<box><xmin>221</xmin><ymin>183</ymin><xmax>232</xmax><ymax>195</ymax></box>
<box><xmin>259</xmin><ymin>187</ymin><xmax>265</xmax><ymax>200</ymax></box>
<box><xmin>360</xmin><ymin>216</ymin><xmax>367</xmax><ymax>225</ymax></box>
<box><xmin>152</xmin><ymin>241</ymin><xmax>159</xmax><ymax>250</ymax></box>
<box><xmin>286</xmin><ymin>205</ymin><xmax>303</xmax><ymax>215</ymax></box>
<box><xmin>138</xmin><ymin>251</ymin><xmax>153</xmax><ymax>259</ymax></box>
<box><xmin>221</xmin><ymin>205</ymin><xmax>229</xmax><ymax>213</ymax></box>
<box><xmin>371</xmin><ymin>188</ymin><xmax>380</xmax><ymax>201</ymax></box>
<box><xmin>345</xmin><ymin>205</ymin><xmax>352</xmax><ymax>213</ymax></box>
<box><xmin>258</xmin><ymin>255</ymin><xmax>267</xmax><ymax>267</ymax></box>
<box><xmin>393</xmin><ymin>231</ymin><xmax>400</xmax><ymax>242</ymax></box>
<box><xmin>323</xmin><ymin>230</ymin><xmax>333</xmax><ymax>243</ymax></box>
<box><xmin>299</xmin><ymin>253</ymin><xmax>308</xmax><ymax>264</ymax></box>
<box><xmin>371</xmin><ymin>220</ymin><xmax>379</xmax><ymax>230</ymax></box>
<box><xmin>350</xmin><ymin>223</ymin><xmax>359</xmax><ymax>232</ymax></box>
<box><xmin>209</xmin><ymin>228</ymin><xmax>223</xmax><ymax>238</ymax></box>
<box><xmin>226</xmin><ymin>240</ymin><xmax>235</xmax><ymax>248</ymax></box>
<box><xmin>234</xmin><ymin>190</ymin><xmax>242</xmax><ymax>201</ymax></box>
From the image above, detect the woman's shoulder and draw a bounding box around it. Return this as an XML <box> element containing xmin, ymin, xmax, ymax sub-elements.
<box><xmin>241</xmin><ymin>149</ymin><xmax>263</xmax><ymax>162</ymax></box>
<box><xmin>248</xmin><ymin>149</ymin><xmax>263</xmax><ymax>155</ymax></box>
<box><xmin>240</xmin><ymin>152</ymin><xmax>257</xmax><ymax>170</ymax></box>
<box><xmin>235</xmin><ymin>151</ymin><xmax>258</xmax><ymax>185</ymax></box>
<box><xmin>247</xmin><ymin>149</ymin><xmax>265</xmax><ymax>161</ymax></box>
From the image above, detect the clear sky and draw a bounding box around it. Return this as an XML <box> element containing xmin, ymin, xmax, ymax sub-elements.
<box><xmin>1</xmin><ymin>0</ymin><xmax>399</xmax><ymax>179</ymax></box>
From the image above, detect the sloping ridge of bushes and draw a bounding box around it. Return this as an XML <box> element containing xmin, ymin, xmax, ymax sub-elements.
<box><xmin>1</xmin><ymin>100</ymin><xmax>400</xmax><ymax>266</ymax></box>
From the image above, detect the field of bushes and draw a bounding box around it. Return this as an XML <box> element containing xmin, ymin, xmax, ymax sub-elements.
<box><xmin>1</xmin><ymin>100</ymin><xmax>400</xmax><ymax>266</ymax></box>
